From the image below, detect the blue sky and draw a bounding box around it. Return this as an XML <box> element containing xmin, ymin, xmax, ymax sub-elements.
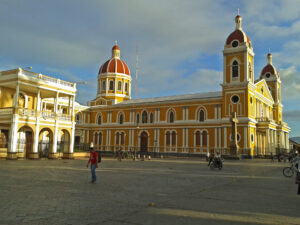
<box><xmin>0</xmin><ymin>0</ymin><xmax>300</xmax><ymax>136</ymax></box>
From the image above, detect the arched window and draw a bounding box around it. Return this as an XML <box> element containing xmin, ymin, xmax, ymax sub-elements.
<box><xmin>202</xmin><ymin>131</ymin><xmax>207</xmax><ymax>146</ymax></box>
<box><xmin>97</xmin><ymin>115</ymin><xmax>102</xmax><ymax>125</ymax></box>
<box><xmin>199</xmin><ymin>110</ymin><xmax>205</xmax><ymax>122</ymax></box>
<box><xmin>232</xmin><ymin>60</ymin><xmax>238</xmax><ymax>78</ymax></box>
<box><xmin>136</xmin><ymin>113</ymin><xmax>140</xmax><ymax>124</ymax></box>
<box><xmin>166</xmin><ymin>131</ymin><xmax>170</xmax><ymax>145</ymax></box>
<box><xmin>125</xmin><ymin>83</ymin><xmax>128</xmax><ymax>92</ymax></box>
<box><xmin>248</xmin><ymin>61</ymin><xmax>252</xmax><ymax>79</ymax></box>
<box><xmin>150</xmin><ymin>112</ymin><xmax>153</xmax><ymax>123</ymax></box>
<box><xmin>196</xmin><ymin>131</ymin><xmax>200</xmax><ymax>146</ymax></box>
<box><xmin>142</xmin><ymin>111</ymin><xmax>148</xmax><ymax>123</ymax></box>
<box><xmin>109</xmin><ymin>80</ymin><xmax>114</xmax><ymax>90</ymax></box>
<box><xmin>116</xmin><ymin>132</ymin><xmax>119</xmax><ymax>145</ymax></box>
<box><xmin>121</xmin><ymin>132</ymin><xmax>124</xmax><ymax>145</ymax></box>
<box><xmin>169</xmin><ymin>111</ymin><xmax>174</xmax><ymax>123</ymax></box>
<box><xmin>94</xmin><ymin>133</ymin><xmax>98</xmax><ymax>145</ymax></box>
<box><xmin>102</xmin><ymin>81</ymin><xmax>106</xmax><ymax>91</ymax></box>
<box><xmin>118</xmin><ymin>81</ymin><xmax>122</xmax><ymax>91</ymax></box>
<box><xmin>172</xmin><ymin>131</ymin><xmax>176</xmax><ymax>146</ymax></box>
<box><xmin>98</xmin><ymin>133</ymin><xmax>102</xmax><ymax>145</ymax></box>
<box><xmin>119</xmin><ymin>114</ymin><xmax>124</xmax><ymax>124</ymax></box>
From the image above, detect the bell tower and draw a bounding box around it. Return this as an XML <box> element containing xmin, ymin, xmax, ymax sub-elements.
<box><xmin>222</xmin><ymin>13</ymin><xmax>254</xmax><ymax>118</ymax></box>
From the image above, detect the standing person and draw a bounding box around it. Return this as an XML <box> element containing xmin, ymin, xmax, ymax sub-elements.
<box><xmin>87</xmin><ymin>143</ymin><xmax>98</xmax><ymax>183</ymax></box>
<box><xmin>270</xmin><ymin>152</ymin><xmax>274</xmax><ymax>162</ymax></box>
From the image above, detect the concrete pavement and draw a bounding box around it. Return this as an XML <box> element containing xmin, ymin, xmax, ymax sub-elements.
<box><xmin>0</xmin><ymin>158</ymin><xmax>299</xmax><ymax>225</ymax></box>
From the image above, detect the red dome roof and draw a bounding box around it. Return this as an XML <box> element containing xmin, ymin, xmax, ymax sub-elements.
<box><xmin>112</xmin><ymin>45</ymin><xmax>120</xmax><ymax>50</ymax></box>
<box><xmin>261</xmin><ymin>64</ymin><xmax>275</xmax><ymax>76</ymax></box>
<box><xmin>226</xmin><ymin>30</ymin><xmax>251</xmax><ymax>45</ymax></box>
<box><xmin>99</xmin><ymin>58</ymin><xmax>130</xmax><ymax>76</ymax></box>
<box><xmin>260</xmin><ymin>64</ymin><xmax>278</xmax><ymax>79</ymax></box>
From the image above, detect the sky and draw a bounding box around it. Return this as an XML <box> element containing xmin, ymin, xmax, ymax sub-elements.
<box><xmin>0</xmin><ymin>0</ymin><xmax>300</xmax><ymax>136</ymax></box>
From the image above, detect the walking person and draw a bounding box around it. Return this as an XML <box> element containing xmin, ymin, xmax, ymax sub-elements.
<box><xmin>292</xmin><ymin>151</ymin><xmax>300</xmax><ymax>195</ymax></box>
<box><xmin>87</xmin><ymin>143</ymin><xmax>98</xmax><ymax>183</ymax></box>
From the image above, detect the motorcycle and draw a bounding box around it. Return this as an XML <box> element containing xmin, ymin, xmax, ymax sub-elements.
<box><xmin>209</xmin><ymin>158</ymin><xmax>223</xmax><ymax>170</ymax></box>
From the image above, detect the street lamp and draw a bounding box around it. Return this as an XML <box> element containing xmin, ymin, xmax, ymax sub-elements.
<box><xmin>134</xmin><ymin>121</ymin><xmax>139</xmax><ymax>160</ymax></box>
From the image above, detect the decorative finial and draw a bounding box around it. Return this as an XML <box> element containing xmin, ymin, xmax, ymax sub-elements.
<box><xmin>115</xmin><ymin>40</ymin><xmax>118</xmax><ymax>46</ymax></box>
<box><xmin>237</xmin><ymin>8</ymin><xmax>239</xmax><ymax>15</ymax></box>
<box><xmin>268</xmin><ymin>48</ymin><xmax>270</xmax><ymax>54</ymax></box>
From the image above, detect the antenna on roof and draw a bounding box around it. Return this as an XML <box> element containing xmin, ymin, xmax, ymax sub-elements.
<box><xmin>135</xmin><ymin>42</ymin><xmax>139</xmax><ymax>99</ymax></box>
<box><xmin>237</xmin><ymin>8</ymin><xmax>239</xmax><ymax>15</ymax></box>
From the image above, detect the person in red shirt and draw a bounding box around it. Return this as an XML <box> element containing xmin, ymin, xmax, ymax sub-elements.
<box><xmin>87</xmin><ymin>143</ymin><xmax>98</xmax><ymax>183</ymax></box>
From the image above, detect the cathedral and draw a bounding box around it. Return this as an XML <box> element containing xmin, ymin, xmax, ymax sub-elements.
<box><xmin>0</xmin><ymin>14</ymin><xmax>290</xmax><ymax>159</ymax></box>
<box><xmin>75</xmin><ymin>14</ymin><xmax>290</xmax><ymax>157</ymax></box>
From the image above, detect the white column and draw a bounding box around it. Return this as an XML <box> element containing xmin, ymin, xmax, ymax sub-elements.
<box><xmin>8</xmin><ymin>116</ymin><xmax>18</xmax><ymax>153</ymax></box>
<box><xmin>224</xmin><ymin>127</ymin><xmax>227</xmax><ymax>148</ymax></box>
<box><xmin>14</xmin><ymin>83</ymin><xmax>20</xmax><ymax>107</ymax></box>
<box><xmin>54</xmin><ymin>92</ymin><xmax>59</xmax><ymax>113</ymax></box>
<box><xmin>69</xmin><ymin>96</ymin><xmax>73</xmax><ymax>116</ymax></box>
<box><xmin>218</xmin><ymin>128</ymin><xmax>221</xmax><ymax>149</ymax></box>
<box><xmin>122</xmin><ymin>78</ymin><xmax>125</xmax><ymax>94</ymax></box>
<box><xmin>157</xmin><ymin>128</ymin><xmax>160</xmax><ymax>152</ymax></box>
<box><xmin>33</xmin><ymin>89</ymin><xmax>41</xmax><ymax>154</ymax></box>
<box><xmin>114</xmin><ymin>78</ymin><xmax>117</xmax><ymax>94</ymax></box>
<box><xmin>186</xmin><ymin>107</ymin><xmax>189</xmax><ymax>120</ymax></box>
<box><xmin>266</xmin><ymin>129</ymin><xmax>270</xmax><ymax>154</ymax></box>
<box><xmin>244</xmin><ymin>127</ymin><xmax>247</xmax><ymax>149</ymax></box>
<box><xmin>71</xmin><ymin>95</ymin><xmax>75</xmax><ymax>118</ymax></box>
<box><xmin>186</xmin><ymin>128</ymin><xmax>188</xmax><ymax>149</ymax></box>
<box><xmin>207</xmin><ymin>134</ymin><xmax>210</xmax><ymax>152</ymax></box>
<box><xmin>182</xmin><ymin>128</ymin><xmax>185</xmax><ymax>151</ymax></box>
<box><xmin>214</xmin><ymin>128</ymin><xmax>217</xmax><ymax>149</ymax></box>
<box><xmin>69</xmin><ymin>123</ymin><xmax>75</xmax><ymax>153</ymax></box>
<box><xmin>87</xmin><ymin>130</ymin><xmax>90</xmax><ymax>144</ymax></box>
<box><xmin>182</xmin><ymin>108</ymin><xmax>185</xmax><ymax>121</ymax></box>
<box><xmin>106</xmin><ymin>77</ymin><xmax>108</xmax><ymax>95</ymax></box>
<box><xmin>52</xmin><ymin>120</ymin><xmax>59</xmax><ymax>154</ymax></box>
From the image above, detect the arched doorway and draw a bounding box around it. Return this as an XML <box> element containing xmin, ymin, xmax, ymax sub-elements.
<box><xmin>17</xmin><ymin>126</ymin><xmax>33</xmax><ymax>158</ymax></box>
<box><xmin>38</xmin><ymin>128</ymin><xmax>53</xmax><ymax>158</ymax></box>
<box><xmin>57</xmin><ymin>129</ymin><xmax>70</xmax><ymax>155</ymax></box>
<box><xmin>140</xmin><ymin>131</ymin><xmax>148</xmax><ymax>153</ymax></box>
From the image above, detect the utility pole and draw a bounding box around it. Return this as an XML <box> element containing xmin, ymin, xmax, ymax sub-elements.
<box><xmin>135</xmin><ymin>43</ymin><xmax>139</xmax><ymax>99</ymax></box>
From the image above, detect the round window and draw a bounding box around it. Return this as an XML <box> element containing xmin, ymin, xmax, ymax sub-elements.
<box><xmin>231</xmin><ymin>95</ymin><xmax>239</xmax><ymax>103</ymax></box>
<box><xmin>232</xmin><ymin>41</ymin><xmax>239</xmax><ymax>47</ymax></box>
<box><xmin>265</xmin><ymin>73</ymin><xmax>271</xmax><ymax>78</ymax></box>
<box><xmin>261</xmin><ymin>87</ymin><xmax>264</xmax><ymax>94</ymax></box>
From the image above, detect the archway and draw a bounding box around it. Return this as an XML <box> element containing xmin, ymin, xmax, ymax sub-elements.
<box><xmin>38</xmin><ymin>128</ymin><xmax>53</xmax><ymax>158</ymax></box>
<box><xmin>17</xmin><ymin>126</ymin><xmax>33</xmax><ymax>158</ymax></box>
<box><xmin>140</xmin><ymin>131</ymin><xmax>148</xmax><ymax>153</ymax></box>
<box><xmin>57</xmin><ymin>129</ymin><xmax>70</xmax><ymax>154</ymax></box>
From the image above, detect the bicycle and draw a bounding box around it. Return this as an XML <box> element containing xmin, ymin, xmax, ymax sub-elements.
<box><xmin>283</xmin><ymin>163</ymin><xmax>298</xmax><ymax>177</ymax></box>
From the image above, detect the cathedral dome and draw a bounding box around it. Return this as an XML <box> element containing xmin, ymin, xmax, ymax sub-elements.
<box><xmin>98</xmin><ymin>44</ymin><xmax>130</xmax><ymax>76</ymax></box>
<box><xmin>260</xmin><ymin>53</ymin><xmax>279</xmax><ymax>79</ymax></box>
<box><xmin>225</xmin><ymin>14</ymin><xmax>252</xmax><ymax>48</ymax></box>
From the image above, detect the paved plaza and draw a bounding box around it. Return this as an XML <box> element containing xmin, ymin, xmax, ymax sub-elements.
<box><xmin>0</xmin><ymin>158</ymin><xmax>299</xmax><ymax>225</ymax></box>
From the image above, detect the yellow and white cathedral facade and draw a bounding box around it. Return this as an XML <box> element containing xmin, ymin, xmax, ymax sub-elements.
<box><xmin>0</xmin><ymin>14</ymin><xmax>290</xmax><ymax>159</ymax></box>
<box><xmin>75</xmin><ymin>14</ymin><xmax>290</xmax><ymax>158</ymax></box>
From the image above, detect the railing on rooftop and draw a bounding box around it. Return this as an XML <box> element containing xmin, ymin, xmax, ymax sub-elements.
<box><xmin>0</xmin><ymin>107</ymin><xmax>13</xmax><ymax>115</ymax></box>
<box><xmin>21</xmin><ymin>70</ymin><xmax>75</xmax><ymax>88</ymax></box>
<box><xmin>18</xmin><ymin>108</ymin><xmax>36</xmax><ymax>117</ymax></box>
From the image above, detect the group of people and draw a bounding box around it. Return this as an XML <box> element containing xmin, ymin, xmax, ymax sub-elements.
<box><xmin>207</xmin><ymin>152</ymin><xmax>223</xmax><ymax>168</ymax></box>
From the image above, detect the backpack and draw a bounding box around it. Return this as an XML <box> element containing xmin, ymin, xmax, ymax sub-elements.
<box><xmin>98</xmin><ymin>152</ymin><xmax>102</xmax><ymax>163</ymax></box>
